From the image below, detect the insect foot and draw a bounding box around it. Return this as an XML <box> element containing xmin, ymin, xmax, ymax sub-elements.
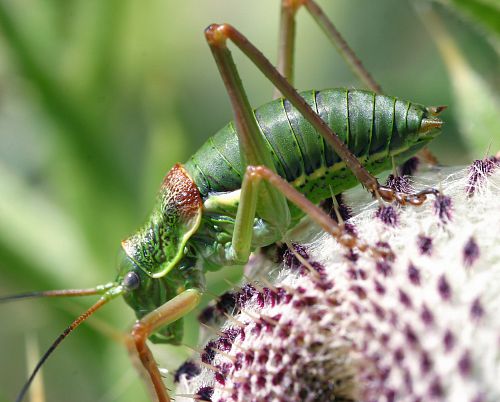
<box><xmin>175</xmin><ymin>156</ymin><xmax>500</xmax><ymax>402</ymax></box>
<box><xmin>376</xmin><ymin>184</ymin><xmax>441</xmax><ymax>206</ymax></box>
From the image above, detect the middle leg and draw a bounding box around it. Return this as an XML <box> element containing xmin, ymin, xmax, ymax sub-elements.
<box><xmin>229</xmin><ymin>163</ymin><xmax>384</xmax><ymax>264</ymax></box>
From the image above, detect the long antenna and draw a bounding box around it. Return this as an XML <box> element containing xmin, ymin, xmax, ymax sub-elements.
<box><xmin>0</xmin><ymin>286</ymin><xmax>111</xmax><ymax>303</ymax></box>
<box><xmin>14</xmin><ymin>291</ymin><xmax>119</xmax><ymax>402</ymax></box>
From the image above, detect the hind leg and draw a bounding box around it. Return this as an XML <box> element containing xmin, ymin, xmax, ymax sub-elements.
<box><xmin>205</xmin><ymin>23</ymin><xmax>440</xmax><ymax>206</ymax></box>
<box><xmin>274</xmin><ymin>0</ymin><xmax>382</xmax><ymax>96</ymax></box>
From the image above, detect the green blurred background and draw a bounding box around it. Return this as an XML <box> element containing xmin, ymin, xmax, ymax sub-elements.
<box><xmin>0</xmin><ymin>1</ymin><xmax>498</xmax><ymax>401</ymax></box>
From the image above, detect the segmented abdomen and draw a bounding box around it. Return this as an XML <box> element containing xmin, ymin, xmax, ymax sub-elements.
<box><xmin>184</xmin><ymin>88</ymin><xmax>426</xmax><ymax>199</ymax></box>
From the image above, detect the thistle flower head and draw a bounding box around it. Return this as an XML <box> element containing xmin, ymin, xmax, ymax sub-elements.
<box><xmin>176</xmin><ymin>157</ymin><xmax>500</xmax><ymax>402</ymax></box>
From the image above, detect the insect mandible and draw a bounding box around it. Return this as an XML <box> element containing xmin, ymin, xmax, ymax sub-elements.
<box><xmin>1</xmin><ymin>1</ymin><xmax>445</xmax><ymax>401</ymax></box>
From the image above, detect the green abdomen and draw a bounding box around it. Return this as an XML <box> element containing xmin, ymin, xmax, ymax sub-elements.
<box><xmin>184</xmin><ymin>88</ymin><xmax>426</xmax><ymax>203</ymax></box>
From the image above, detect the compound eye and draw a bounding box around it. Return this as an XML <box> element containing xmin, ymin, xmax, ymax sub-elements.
<box><xmin>123</xmin><ymin>271</ymin><xmax>140</xmax><ymax>291</ymax></box>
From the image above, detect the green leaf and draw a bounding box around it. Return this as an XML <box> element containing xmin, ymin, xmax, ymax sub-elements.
<box><xmin>439</xmin><ymin>0</ymin><xmax>500</xmax><ymax>44</ymax></box>
<box><xmin>0</xmin><ymin>162</ymin><xmax>100</xmax><ymax>287</ymax></box>
<box><xmin>417</xmin><ymin>4</ymin><xmax>500</xmax><ymax>157</ymax></box>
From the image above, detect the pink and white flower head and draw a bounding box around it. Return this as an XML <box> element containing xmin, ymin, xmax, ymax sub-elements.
<box><xmin>175</xmin><ymin>156</ymin><xmax>500</xmax><ymax>402</ymax></box>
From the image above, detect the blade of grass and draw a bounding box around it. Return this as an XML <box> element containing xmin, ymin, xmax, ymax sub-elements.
<box><xmin>417</xmin><ymin>4</ymin><xmax>500</xmax><ymax>156</ymax></box>
<box><xmin>0</xmin><ymin>3</ymin><xmax>130</xmax><ymax>199</ymax></box>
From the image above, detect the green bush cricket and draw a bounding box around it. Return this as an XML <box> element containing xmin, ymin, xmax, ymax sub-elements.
<box><xmin>1</xmin><ymin>1</ymin><xmax>445</xmax><ymax>401</ymax></box>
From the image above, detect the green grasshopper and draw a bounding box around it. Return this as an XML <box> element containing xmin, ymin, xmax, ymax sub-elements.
<box><xmin>2</xmin><ymin>1</ymin><xmax>444</xmax><ymax>401</ymax></box>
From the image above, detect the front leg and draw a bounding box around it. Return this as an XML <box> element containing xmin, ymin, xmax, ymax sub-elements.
<box><xmin>129</xmin><ymin>289</ymin><xmax>201</xmax><ymax>402</ymax></box>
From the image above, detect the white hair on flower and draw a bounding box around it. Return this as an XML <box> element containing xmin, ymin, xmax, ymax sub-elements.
<box><xmin>175</xmin><ymin>157</ymin><xmax>500</xmax><ymax>402</ymax></box>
